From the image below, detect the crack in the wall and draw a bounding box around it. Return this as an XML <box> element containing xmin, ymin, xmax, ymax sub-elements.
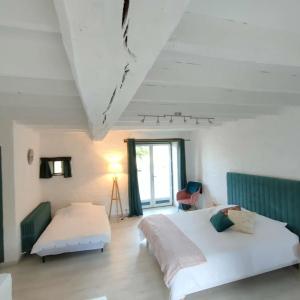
<box><xmin>123</xmin><ymin>23</ymin><xmax>129</xmax><ymax>38</ymax></box>
<box><xmin>122</xmin><ymin>0</ymin><xmax>130</xmax><ymax>28</ymax></box>
<box><xmin>123</xmin><ymin>20</ymin><xmax>136</xmax><ymax>59</ymax></box>
<box><xmin>120</xmin><ymin>63</ymin><xmax>130</xmax><ymax>89</ymax></box>
<box><xmin>100</xmin><ymin>0</ymin><xmax>136</xmax><ymax>125</ymax></box>
<box><xmin>102</xmin><ymin>87</ymin><xmax>117</xmax><ymax>124</ymax></box>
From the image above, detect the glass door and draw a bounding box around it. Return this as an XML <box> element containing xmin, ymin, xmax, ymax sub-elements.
<box><xmin>136</xmin><ymin>143</ymin><xmax>173</xmax><ymax>208</ymax></box>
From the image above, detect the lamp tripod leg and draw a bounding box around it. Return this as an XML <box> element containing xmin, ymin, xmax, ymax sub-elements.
<box><xmin>109</xmin><ymin>178</ymin><xmax>116</xmax><ymax>218</ymax></box>
<box><xmin>115</xmin><ymin>179</ymin><xmax>124</xmax><ymax>219</ymax></box>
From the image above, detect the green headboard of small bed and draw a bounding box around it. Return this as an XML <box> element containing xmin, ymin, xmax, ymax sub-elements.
<box><xmin>21</xmin><ymin>202</ymin><xmax>52</xmax><ymax>254</ymax></box>
<box><xmin>227</xmin><ymin>172</ymin><xmax>300</xmax><ymax>238</ymax></box>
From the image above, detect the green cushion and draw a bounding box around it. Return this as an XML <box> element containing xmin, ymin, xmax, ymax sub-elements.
<box><xmin>210</xmin><ymin>211</ymin><xmax>234</xmax><ymax>232</ymax></box>
<box><xmin>186</xmin><ymin>181</ymin><xmax>202</xmax><ymax>194</ymax></box>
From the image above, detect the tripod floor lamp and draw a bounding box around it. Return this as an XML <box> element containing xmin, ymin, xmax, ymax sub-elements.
<box><xmin>108</xmin><ymin>161</ymin><xmax>124</xmax><ymax>219</ymax></box>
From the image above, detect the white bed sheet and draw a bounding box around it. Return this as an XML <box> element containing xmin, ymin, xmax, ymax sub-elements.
<box><xmin>31</xmin><ymin>204</ymin><xmax>111</xmax><ymax>257</ymax></box>
<box><xmin>147</xmin><ymin>206</ymin><xmax>300</xmax><ymax>300</ymax></box>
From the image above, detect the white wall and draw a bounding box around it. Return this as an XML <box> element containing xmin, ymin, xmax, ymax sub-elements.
<box><xmin>0</xmin><ymin>120</ymin><xmax>42</xmax><ymax>264</ymax></box>
<box><xmin>194</xmin><ymin>107</ymin><xmax>300</xmax><ymax>207</ymax></box>
<box><xmin>13</xmin><ymin>123</ymin><xmax>41</xmax><ymax>256</ymax></box>
<box><xmin>0</xmin><ymin>118</ymin><xmax>17</xmax><ymax>263</ymax></box>
<box><xmin>0</xmin><ymin>124</ymin><xmax>194</xmax><ymax>263</ymax></box>
<box><xmin>40</xmin><ymin>130</ymin><xmax>195</xmax><ymax>214</ymax></box>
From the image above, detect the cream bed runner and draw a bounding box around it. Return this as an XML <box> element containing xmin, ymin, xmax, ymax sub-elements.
<box><xmin>138</xmin><ymin>214</ymin><xmax>206</xmax><ymax>287</ymax></box>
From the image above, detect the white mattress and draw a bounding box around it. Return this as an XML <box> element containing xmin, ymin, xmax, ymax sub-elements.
<box><xmin>146</xmin><ymin>206</ymin><xmax>300</xmax><ymax>300</ymax></box>
<box><xmin>31</xmin><ymin>204</ymin><xmax>111</xmax><ymax>257</ymax></box>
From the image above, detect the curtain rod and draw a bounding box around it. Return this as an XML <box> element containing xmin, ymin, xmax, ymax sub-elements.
<box><xmin>40</xmin><ymin>156</ymin><xmax>72</xmax><ymax>161</ymax></box>
<box><xmin>123</xmin><ymin>138</ymin><xmax>191</xmax><ymax>143</ymax></box>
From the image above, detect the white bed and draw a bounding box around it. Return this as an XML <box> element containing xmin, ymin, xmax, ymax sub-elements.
<box><xmin>31</xmin><ymin>203</ymin><xmax>111</xmax><ymax>258</ymax></box>
<box><xmin>141</xmin><ymin>206</ymin><xmax>300</xmax><ymax>300</ymax></box>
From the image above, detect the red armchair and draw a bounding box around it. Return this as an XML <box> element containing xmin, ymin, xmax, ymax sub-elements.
<box><xmin>177</xmin><ymin>181</ymin><xmax>202</xmax><ymax>210</ymax></box>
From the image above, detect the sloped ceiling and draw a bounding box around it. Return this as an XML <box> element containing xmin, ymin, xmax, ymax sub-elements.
<box><xmin>54</xmin><ymin>0</ymin><xmax>189</xmax><ymax>139</ymax></box>
<box><xmin>2</xmin><ymin>0</ymin><xmax>300</xmax><ymax>136</ymax></box>
<box><xmin>0</xmin><ymin>0</ymin><xmax>88</xmax><ymax>130</ymax></box>
<box><xmin>116</xmin><ymin>0</ymin><xmax>300</xmax><ymax>130</ymax></box>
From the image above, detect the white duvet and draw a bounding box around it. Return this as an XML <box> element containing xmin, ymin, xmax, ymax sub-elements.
<box><xmin>146</xmin><ymin>206</ymin><xmax>300</xmax><ymax>300</ymax></box>
<box><xmin>31</xmin><ymin>204</ymin><xmax>111</xmax><ymax>257</ymax></box>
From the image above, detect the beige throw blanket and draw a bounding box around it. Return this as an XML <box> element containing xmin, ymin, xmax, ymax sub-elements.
<box><xmin>138</xmin><ymin>214</ymin><xmax>206</xmax><ymax>287</ymax></box>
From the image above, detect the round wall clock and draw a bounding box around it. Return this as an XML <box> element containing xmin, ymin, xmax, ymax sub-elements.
<box><xmin>27</xmin><ymin>149</ymin><xmax>34</xmax><ymax>165</ymax></box>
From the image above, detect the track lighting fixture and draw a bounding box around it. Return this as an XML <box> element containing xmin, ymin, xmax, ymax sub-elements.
<box><xmin>137</xmin><ymin>114</ymin><xmax>215</xmax><ymax>126</ymax></box>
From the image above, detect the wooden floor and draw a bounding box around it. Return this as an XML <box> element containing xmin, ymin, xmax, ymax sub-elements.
<box><xmin>2</xmin><ymin>206</ymin><xmax>300</xmax><ymax>300</ymax></box>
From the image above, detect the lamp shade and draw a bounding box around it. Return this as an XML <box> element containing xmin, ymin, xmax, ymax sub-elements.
<box><xmin>109</xmin><ymin>162</ymin><xmax>123</xmax><ymax>174</ymax></box>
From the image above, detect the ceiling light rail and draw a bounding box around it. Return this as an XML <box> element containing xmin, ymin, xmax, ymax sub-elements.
<box><xmin>138</xmin><ymin>113</ymin><xmax>215</xmax><ymax>125</ymax></box>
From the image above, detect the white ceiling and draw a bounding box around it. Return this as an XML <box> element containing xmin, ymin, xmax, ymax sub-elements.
<box><xmin>116</xmin><ymin>0</ymin><xmax>300</xmax><ymax>130</ymax></box>
<box><xmin>0</xmin><ymin>0</ymin><xmax>87</xmax><ymax>130</ymax></box>
<box><xmin>54</xmin><ymin>0</ymin><xmax>189</xmax><ymax>138</ymax></box>
<box><xmin>1</xmin><ymin>0</ymin><xmax>300</xmax><ymax>135</ymax></box>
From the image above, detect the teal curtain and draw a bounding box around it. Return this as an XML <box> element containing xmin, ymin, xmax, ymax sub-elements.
<box><xmin>127</xmin><ymin>139</ymin><xmax>143</xmax><ymax>216</ymax></box>
<box><xmin>178</xmin><ymin>139</ymin><xmax>187</xmax><ymax>189</ymax></box>
<box><xmin>63</xmin><ymin>158</ymin><xmax>72</xmax><ymax>178</ymax></box>
<box><xmin>40</xmin><ymin>158</ymin><xmax>53</xmax><ymax>178</ymax></box>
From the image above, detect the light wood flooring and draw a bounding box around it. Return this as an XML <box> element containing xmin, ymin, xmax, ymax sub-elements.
<box><xmin>2</xmin><ymin>206</ymin><xmax>300</xmax><ymax>300</ymax></box>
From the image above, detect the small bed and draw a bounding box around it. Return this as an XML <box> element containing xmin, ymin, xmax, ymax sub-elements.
<box><xmin>21</xmin><ymin>202</ymin><xmax>111</xmax><ymax>261</ymax></box>
<box><xmin>139</xmin><ymin>172</ymin><xmax>300</xmax><ymax>300</ymax></box>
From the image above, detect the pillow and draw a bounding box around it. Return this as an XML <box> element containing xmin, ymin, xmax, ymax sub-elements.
<box><xmin>71</xmin><ymin>202</ymin><xmax>93</xmax><ymax>206</ymax></box>
<box><xmin>228</xmin><ymin>210</ymin><xmax>256</xmax><ymax>234</ymax></box>
<box><xmin>255</xmin><ymin>213</ymin><xmax>287</xmax><ymax>228</ymax></box>
<box><xmin>210</xmin><ymin>211</ymin><xmax>234</xmax><ymax>232</ymax></box>
<box><xmin>220</xmin><ymin>205</ymin><xmax>241</xmax><ymax>216</ymax></box>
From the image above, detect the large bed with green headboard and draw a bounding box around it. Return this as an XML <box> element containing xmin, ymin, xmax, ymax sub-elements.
<box><xmin>139</xmin><ymin>172</ymin><xmax>300</xmax><ymax>300</ymax></box>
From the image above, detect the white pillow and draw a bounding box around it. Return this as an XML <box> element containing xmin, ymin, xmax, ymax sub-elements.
<box><xmin>71</xmin><ymin>202</ymin><xmax>93</xmax><ymax>206</ymax></box>
<box><xmin>228</xmin><ymin>210</ymin><xmax>256</xmax><ymax>234</ymax></box>
<box><xmin>255</xmin><ymin>213</ymin><xmax>287</xmax><ymax>228</ymax></box>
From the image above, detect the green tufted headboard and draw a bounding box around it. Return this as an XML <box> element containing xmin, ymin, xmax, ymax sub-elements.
<box><xmin>227</xmin><ymin>172</ymin><xmax>300</xmax><ymax>238</ymax></box>
<box><xmin>21</xmin><ymin>202</ymin><xmax>52</xmax><ymax>254</ymax></box>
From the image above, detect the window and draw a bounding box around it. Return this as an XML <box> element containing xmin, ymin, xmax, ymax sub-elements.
<box><xmin>40</xmin><ymin>157</ymin><xmax>72</xmax><ymax>179</ymax></box>
<box><xmin>53</xmin><ymin>160</ymin><xmax>63</xmax><ymax>176</ymax></box>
